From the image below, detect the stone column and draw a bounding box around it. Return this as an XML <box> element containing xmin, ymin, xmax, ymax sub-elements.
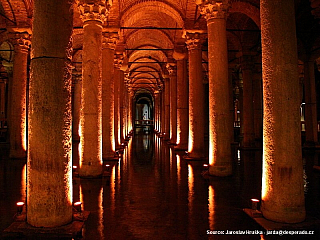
<box><xmin>154</xmin><ymin>91</ymin><xmax>160</xmax><ymax>132</ymax></box>
<box><xmin>253</xmin><ymin>69</ymin><xmax>263</xmax><ymax>147</ymax></box>
<box><xmin>72</xmin><ymin>72</ymin><xmax>82</xmax><ymax>142</ymax></box>
<box><xmin>197</xmin><ymin>0</ymin><xmax>232</xmax><ymax>173</ymax></box>
<box><xmin>304</xmin><ymin>59</ymin><xmax>318</xmax><ymax>147</ymax></box>
<box><xmin>27</xmin><ymin>0</ymin><xmax>73</xmax><ymax>227</ymax></box>
<box><xmin>239</xmin><ymin>52</ymin><xmax>255</xmax><ymax>148</ymax></box>
<box><xmin>9</xmin><ymin>33</ymin><xmax>31</xmax><ymax>158</ymax></box>
<box><xmin>114</xmin><ymin>53</ymin><xmax>123</xmax><ymax>149</ymax></box>
<box><xmin>102</xmin><ymin>31</ymin><xmax>118</xmax><ymax>159</ymax></box>
<box><xmin>167</xmin><ymin>62</ymin><xmax>177</xmax><ymax>144</ymax></box>
<box><xmin>185</xmin><ymin>31</ymin><xmax>205</xmax><ymax>159</ymax></box>
<box><xmin>78</xmin><ymin>0</ymin><xmax>110</xmax><ymax>177</ymax></box>
<box><xmin>164</xmin><ymin>77</ymin><xmax>170</xmax><ymax>140</ymax></box>
<box><xmin>120</xmin><ymin>70</ymin><xmax>125</xmax><ymax>143</ymax></box>
<box><xmin>174</xmin><ymin>48</ymin><xmax>188</xmax><ymax>150</ymax></box>
<box><xmin>260</xmin><ymin>0</ymin><xmax>305</xmax><ymax>223</ymax></box>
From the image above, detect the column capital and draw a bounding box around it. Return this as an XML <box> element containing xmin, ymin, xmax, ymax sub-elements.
<box><xmin>166</xmin><ymin>62</ymin><xmax>177</xmax><ymax>76</ymax></box>
<box><xmin>102</xmin><ymin>30</ymin><xmax>119</xmax><ymax>50</ymax></box>
<box><xmin>77</xmin><ymin>0</ymin><xmax>112</xmax><ymax>24</ymax></box>
<box><xmin>184</xmin><ymin>31</ymin><xmax>205</xmax><ymax>51</ymax></box>
<box><xmin>114</xmin><ymin>53</ymin><xmax>124</xmax><ymax>69</ymax></box>
<box><xmin>9</xmin><ymin>32</ymin><xmax>31</xmax><ymax>53</ymax></box>
<box><xmin>196</xmin><ymin>0</ymin><xmax>230</xmax><ymax>21</ymax></box>
<box><xmin>173</xmin><ymin>44</ymin><xmax>187</xmax><ymax>60</ymax></box>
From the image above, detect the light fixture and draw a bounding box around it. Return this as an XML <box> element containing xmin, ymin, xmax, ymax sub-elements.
<box><xmin>16</xmin><ymin>202</ymin><xmax>24</xmax><ymax>215</ymax></box>
<box><xmin>251</xmin><ymin>199</ymin><xmax>259</xmax><ymax>211</ymax></box>
<box><xmin>74</xmin><ymin>201</ymin><xmax>82</xmax><ymax>213</ymax></box>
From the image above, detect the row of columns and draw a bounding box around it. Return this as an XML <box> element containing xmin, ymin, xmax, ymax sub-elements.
<box><xmin>4</xmin><ymin>0</ymin><xmax>316</xmax><ymax>228</ymax></box>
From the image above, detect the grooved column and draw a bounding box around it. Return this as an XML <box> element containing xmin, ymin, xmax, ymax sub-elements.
<box><xmin>185</xmin><ymin>32</ymin><xmax>205</xmax><ymax>159</ymax></box>
<box><xmin>174</xmin><ymin>48</ymin><xmax>188</xmax><ymax>150</ymax></box>
<box><xmin>240</xmin><ymin>52</ymin><xmax>255</xmax><ymax>148</ymax></box>
<box><xmin>304</xmin><ymin>59</ymin><xmax>318</xmax><ymax>147</ymax></box>
<box><xmin>102</xmin><ymin>31</ymin><xmax>118</xmax><ymax>159</ymax></box>
<box><xmin>198</xmin><ymin>0</ymin><xmax>232</xmax><ymax>173</ymax></box>
<box><xmin>164</xmin><ymin>77</ymin><xmax>170</xmax><ymax>140</ymax></box>
<box><xmin>9</xmin><ymin>33</ymin><xmax>30</xmax><ymax>159</ymax></box>
<box><xmin>167</xmin><ymin>62</ymin><xmax>177</xmax><ymax>144</ymax></box>
<box><xmin>78</xmin><ymin>1</ymin><xmax>109</xmax><ymax>177</ymax></box>
<box><xmin>27</xmin><ymin>0</ymin><xmax>73</xmax><ymax>227</ymax></box>
<box><xmin>72</xmin><ymin>73</ymin><xmax>82</xmax><ymax>142</ymax></box>
<box><xmin>260</xmin><ymin>0</ymin><xmax>305</xmax><ymax>223</ymax></box>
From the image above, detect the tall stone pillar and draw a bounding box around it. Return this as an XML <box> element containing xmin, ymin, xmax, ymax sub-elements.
<box><xmin>185</xmin><ymin>31</ymin><xmax>205</xmax><ymax>159</ymax></box>
<box><xmin>114</xmin><ymin>53</ymin><xmax>123</xmax><ymax>148</ymax></box>
<box><xmin>260</xmin><ymin>0</ymin><xmax>305</xmax><ymax>223</ymax></box>
<box><xmin>164</xmin><ymin>77</ymin><xmax>170</xmax><ymax>140</ymax></box>
<box><xmin>120</xmin><ymin>70</ymin><xmax>125</xmax><ymax>142</ymax></box>
<box><xmin>27</xmin><ymin>0</ymin><xmax>73</xmax><ymax>227</ymax></box>
<box><xmin>78</xmin><ymin>0</ymin><xmax>110</xmax><ymax>177</ymax></box>
<box><xmin>239</xmin><ymin>52</ymin><xmax>255</xmax><ymax>148</ymax></box>
<box><xmin>253</xmin><ymin>69</ymin><xmax>263</xmax><ymax>147</ymax></box>
<box><xmin>72</xmin><ymin>72</ymin><xmax>82</xmax><ymax>142</ymax></box>
<box><xmin>197</xmin><ymin>0</ymin><xmax>232</xmax><ymax>173</ymax></box>
<box><xmin>102</xmin><ymin>31</ymin><xmax>118</xmax><ymax>159</ymax></box>
<box><xmin>167</xmin><ymin>62</ymin><xmax>177</xmax><ymax>144</ymax></box>
<box><xmin>174</xmin><ymin>48</ymin><xmax>188</xmax><ymax>150</ymax></box>
<box><xmin>9</xmin><ymin>32</ymin><xmax>30</xmax><ymax>158</ymax></box>
<box><xmin>304</xmin><ymin>59</ymin><xmax>318</xmax><ymax>147</ymax></box>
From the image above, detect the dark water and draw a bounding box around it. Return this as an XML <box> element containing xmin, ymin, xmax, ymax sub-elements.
<box><xmin>1</xmin><ymin>134</ymin><xmax>320</xmax><ymax>239</ymax></box>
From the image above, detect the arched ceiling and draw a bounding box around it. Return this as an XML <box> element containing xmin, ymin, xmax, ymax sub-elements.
<box><xmin>0</xmin><ymin>0</ymin><xmax>319</xmax><ymax>96</ymax></box>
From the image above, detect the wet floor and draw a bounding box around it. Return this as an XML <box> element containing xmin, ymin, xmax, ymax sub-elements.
<box><xmin>1</xmin><ymin>133</ymin><xmax>320</xmax><ymax>239</ymax></box>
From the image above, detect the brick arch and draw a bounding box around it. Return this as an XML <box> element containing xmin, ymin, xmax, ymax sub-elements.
<box><xmin>0</xmin><ymin>0</ymin><xmax>31</xmax><ymax>26</ymax></box>
<box><xmin>230</xmin><ymin>1</ymin><xmax>260</xmax><ymax>29</ymax></box>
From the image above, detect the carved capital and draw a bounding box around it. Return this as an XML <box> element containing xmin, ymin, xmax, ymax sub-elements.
<box><xmin>197</xmin><ymin>0</ymin><xmax>230</xmax><ymax>22</ymax></box>
<box><xmin>184</xmin><ymin>32</ymin><xmax>203</xmax><ymax>51</ymax></box>
<box><xmin>10</xmin><ymin>32</ymin><xmax>31</xmax><ymax>53</ymax></box>
<box><xmin>102</xmin><ymin>31</ymin><xmax>119</xmax><ymax>50</ymax></box>
<box><xmin>166</xmin><ymin>62</ymin><xmax>177</xmax><ymax>76</ymax></box>
<box><xmin>114</xmin><ymin>53</ymin><xmax>124</xmax><ymax>69</ymax></box>
<box><xmin>77</xmin><ymin>0</ymin><xmax>112</xmax><ymax>24</ymax></box>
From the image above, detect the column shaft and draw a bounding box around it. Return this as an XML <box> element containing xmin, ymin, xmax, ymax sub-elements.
<box><xmin>72</xmin><ymin>74</ymin><xmax>81</xmax><ymax>142</ymax></box>
<box><xmin>27</xmin><ymin>0</ymin><xmax>73</xmax><ymax>227</ymax></box>
<box><xmin>164</xmin><ymin>78</ymin><xmax>170</xmax><ymax>140</ymax></box>
<box><xmin>260</xmin><ymin>0</ymin><xmax>305</xmax><ymax>223</ymax></box>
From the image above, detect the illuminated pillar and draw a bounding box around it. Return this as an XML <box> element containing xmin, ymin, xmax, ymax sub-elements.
<box><xmin>185</xmin><ymin>31</ymin><xmax>205</xmax><ymax>159</ymax></box>
<box><xmin>120</xmin><ymin>70</ymin><xmax>125</xmax><ymax>143</ymax></box>
<box><xmin>114</xmin><ymin>53</ymin><xmax>123</xmax><ymax>148</ymax></box>
<box><xmin>240</xmin><ymin>52</ymin><xmax>255</xmax><ymax>148</ymax></box>
<box><xmin>72</xmin><ymin>72</ymin><xmax>81</xmax><ymax>142</ymax></box>
<box><xmin>253</xmin><ymin>70</ymin><xmax>263</xmax><ymax>147</ymax></box>
<box><xmin>102</xmin><ymin>31</ymin><xmax>118</xmax><ymax>159</ymax></box>
<box><xmin>167</xmin><ymin>62</ymin><xmax>177</xmax><ymax>144</ymax></box>
<box><xmin>9</xmin><ymin>33</ymin><xmax>30</xmax><ymax>158</ymax></box>
<box><xmin>78</xmin><ymin>1</ymin><xmax>110</xmax><ymax>177</ymax></box>
<box><xmin>304</xmin><ymin>59</ymin><xmax>318</xmax><ymax>147</ymax></box>
<box><xmin>27</xmin><ymin>0</ymin><xmax>73</xmax><ymax>227</ymax></box>
<box><xmin>197</xmin><ymin>1</ymin><xmax>232</xmax><ymax>173</ymax></box>
<box><xmin>154</xmin><ymin>92</ymin><xmax>160</xmax><ymax>132</ymax></box>
<box><xmin>164</xmin><ymin>77</ymin><xmax>170</xmax><ymax>140</ymax></box>
<box><xmin>260</xmin><ymin>0</ymin><xmax>305</xmax><ymax>223</ymax></box>
<box><xmin>174</xmin><ymin>47</ymin><xmax>188</xmax><ymax>150</ymax></box>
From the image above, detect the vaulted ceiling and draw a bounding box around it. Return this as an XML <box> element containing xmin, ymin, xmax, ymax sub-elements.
<box><xmin>0</xmin><ymin>0</ymin><xmax>319</xmax><ymax>98</ymax></box>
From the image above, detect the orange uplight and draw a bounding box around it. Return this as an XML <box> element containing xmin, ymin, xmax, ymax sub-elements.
<box><xmin>74</xmin><ymin>201</ymin><xmax>82</xmax><ymax>212</ymax></box>
<box><xmin>16</xmin><ymin>202</ymin><xmax>24</xmax><ymax>206</ymax></box>
<box><xmin>16</xmin><ymin>202</ymin><xmax>24</xmax><ymax>215</ymax></box>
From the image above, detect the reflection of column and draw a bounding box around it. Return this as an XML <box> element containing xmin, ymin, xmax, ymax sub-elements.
<box><xmin>174</xmin><ymin>47</ymin><xmax>188</xmax><ymax>150</ymax></box>
<box><xmin>164</xmin><ymin>77</ymin><xmax>170</xmax><ymax>140</ymax></box>
<box><xmin>102</xmin><ymin>31</ymin><xmax>118</xmax><ymax>159</ymax></box>
<box><xmin>304</xmin><ymin>59</ymin><xmax>318</xmax><ymax>147</ymax></box>
<box><xmin>72</xmin><ymin>73</ymin><xmax>82</xmax><ymax>142</ymax></box>
<box><xmin>185</xmin><ymin>32</ymin><xmax>205</xmax><ymax>158</ymax></box>
<box><xmin>79</xmin><ymin>1</ymin><xmax>109</xmax><ymax>177</ymax></box>
<box><xmin>239</xmin><ymin>52</ymin><xmax>255</xmax><ymax>148</ymax></box>
<box><xmin>27</xmin><ymin>0</ymin><xmax>73</xmax><ymax>227</ymax></box>
<box><xmin>260</xmin><ymin>0</ymin><xmax>305</xmax><ymax>223</ymax></box>
<box><xmin>167</xmin><ymin>62</ymin><xmax>177</xmax><ymax>144</ymax></box>
<box><xmin>197</xmin><ymin>1</ymin><xmax>231</xmax><ymax>172</ymax></box>
<box><xmin>9</xmin><ymin>33</ymin><xmax>30</xmax><ymax>158</ymax></box>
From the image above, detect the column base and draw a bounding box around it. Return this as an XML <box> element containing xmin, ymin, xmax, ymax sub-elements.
<box><xmin>79</xmin><ymin>165</ymin><xmax>103</xmax><ymax>178</ymax></box>
<box><xmin>261</xmin><ymin>201</ymin><xmax>306</xmax><ymax>223</ymax></box>
<box><xmin>174</xmin><ymin>144</ymin><xmax>188</xmax><ymax>151</ymax></box>
<box><xmin>9</xmin><ymin>150</ymin><xmax>26</xmax><ymax>159</ymax></box>
<box><xmin>183</xmin><ymin>151</ymin><xmax>205</xmax><ymax>160</ymax></box>
<box><xmin>209</xmin><ymin>164</ymin><xmax>232</xmax><ymax>177</ymax></box>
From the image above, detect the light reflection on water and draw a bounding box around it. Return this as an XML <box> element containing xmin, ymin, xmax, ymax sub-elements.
<box><xmin>1</xmin><ymin>135</ymin><xmax>320</xmax><ymax>239</ymax></box>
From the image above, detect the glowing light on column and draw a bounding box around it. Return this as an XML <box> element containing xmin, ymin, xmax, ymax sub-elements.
<box><xmin>21</xmin><ymin>118</ymin><xmax>26</xmax><ymax>151</ymax></box>
<box><xmin>208</xmin><ymin>185</ymin><xmax>215</xmax><ymax>230</ymax></box>
<box><xmin>79</xmin><ymin>185</ymin><xmax>84</xmax><ymax>210</ymax></box>
<box><xmin>21</xmin><ymin>164</ymin><xmax>26</xmax><ymax>201</ymax></box>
